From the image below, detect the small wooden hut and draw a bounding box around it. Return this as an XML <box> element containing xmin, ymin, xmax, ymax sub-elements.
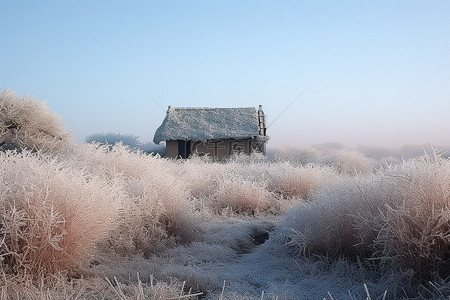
<box><xmin>153</xmin><ymin>105</ymin><xmax>268</xmax><ymax>158</ymax></box>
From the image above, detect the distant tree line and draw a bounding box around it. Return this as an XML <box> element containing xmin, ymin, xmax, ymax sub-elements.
<box><xmin>85</xmin><ymin>132</ymin><xmax>166</xmax><ymax>156</ymax></box>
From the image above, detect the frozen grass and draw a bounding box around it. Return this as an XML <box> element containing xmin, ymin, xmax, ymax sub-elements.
<box><xmin>279</xmin><ymin>152</ymin><xmax>450</xmax><ymax>297</ymax></box>
<box><xmin>209</xmin><ymin>176</ymin><xmax>274</xmax><ymax>215</ymax></box>
<box><xmin>0</xmin><ymin>89</ymin><xmax>71</xmax><ymax>152</ymax></box>
<box><xmin>269</xmin><ymin>144</ymin><xmax>376</xmax><ymax>174</ymax></box>
<box><xmin>110</xmin><ymin>168</ymin><xmax>202</xmax><ymax>257</ymax></box>
<box><xmin>0</xmin><ymin>272</ymin><xmax>198</xmax><ymax>300</ymax></box>
<box><xmin>357</xmin><ymin>154</ymin><xmax>450</xmax><ymax>284</ymax></box>
<box><xmin>265</xmin><ymin>162</ymin><xmax>339</xmax><ymax>199</ymax></box>
<box><xmin>332</xmin><ymin>149</ymin><xmax>376</xmax><ymax>174</ymax></box>
<box><xmin>64</xmin><ymin>143</ymin><xmax>202</xmax><ymax>257</ymax></box>
<box><xmin>2</xmin><ymin>143</ymin><xmax>450</xmax><ymax>298</ymax></box>
<box><xmin>0</xmin><ymin>150</ymin><xmax>123</xmax><ymax>279</ymax></box>
<box><xmin>267</xmin><ymin>145</ymin><xmax>321</xmax><ymax>166</ymax></box>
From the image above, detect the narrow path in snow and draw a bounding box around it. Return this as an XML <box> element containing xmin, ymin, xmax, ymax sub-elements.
<box><xmin>95</xmin><ymin>217</ymin><xmax>379</xmax><ymax>299</ymax></box>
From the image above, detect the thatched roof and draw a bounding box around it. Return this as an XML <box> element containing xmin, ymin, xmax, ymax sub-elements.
<box><xmin>153</xmin><ymin>106</ymin><xmax>266</xmax><ymax>144</ymax></box>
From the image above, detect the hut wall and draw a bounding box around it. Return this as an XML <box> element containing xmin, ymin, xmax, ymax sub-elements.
<box><xmin>165</xmin><ymin>140</ymin><xmax>179</xmax><ymax>158</ymax></box>
<box><xmin>165</xmin><ymin>138</ymin><xmax>266</xmax><ymax>159</ymax></box>
<box><xmin>192</xmin><ymin>138</ymin><xmax>266</xmax><ymax>158</ymax></box>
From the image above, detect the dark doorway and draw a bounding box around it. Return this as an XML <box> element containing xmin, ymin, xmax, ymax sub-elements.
<box><xmin>177</xmin><ymin>140</ymin><xmax>191</xmax><ymax>158</ymax></box>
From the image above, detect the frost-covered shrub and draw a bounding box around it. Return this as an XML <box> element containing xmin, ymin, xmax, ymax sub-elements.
<box><xmin>180</xmin><ymin>154</ymin><xmax>338</xmax><ymax>214</ymax></box>
<box><xmin>226</xmin><ymin>151</ymin><xmax>267</xmax><ymax>164</ymax></box>
<box><xmin>65</xmin><ymin>143</ymin><xmax>200</xmax><ymax>257</ymax></box>
<box><xmin>0</xmin><ymin>89</ymin><xmax>71</xmax><ymax>152</ymax></box>
<box><xmin>278</xmin><ymin>153</ymin><xmax>450</xmax><ymax>288</ymax></box>
<box><xmin>113</xmin><ymin>169</ymin><xmax>201</xmax><ymax>257</ymax></box>
<box><xmin>0</xmin><ymin>150</ymin><xmax>123</xmax><ymax>278</ymax></box>
<box><xmin>181</xmin><ymin>155</ymin><xmax>233</xmax><ymax>199</ymax></box>
<box><xmin>333</xmin><ymin>150</ymin><xmax>375</xmax><ymax>174</ymax></box>
<box><xmin>268</xmin><ymin>145</ymin><xmax>320</xmax><ymax>166</ymax></box>
<box><xmin>266</xmin><ymin>162</ymin><xmax>339</xmax><ymax>199</ymax></box>
<box><xmin>68</xmin><ymin>142</ymin><xmax>168</xmax><ymax>180</ymax></box>
<box><xmin>268</xmin><ymin>145</ymin><xmax>375</xmax><ymax>175</ymax></box>
<box><xmin>355</xmin><ymin>155</ymin><xmax>450</xmax><ymax>283</ymax></box>
<box><xmin>208</xmin><ymin>175</ymin><xmax>274</xmax><ymax>215</ymax></box>
<box><xmin>277</xmin><ymin>178</ymin><xmax>363</xmax><ymax>259</ymax></box>
<box><xmin>320</xmin><ymin>149</ymin><xmax>375</xmax><ymax>174</ymax></box>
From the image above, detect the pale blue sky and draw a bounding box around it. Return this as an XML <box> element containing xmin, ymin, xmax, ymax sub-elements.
<box><xmin>2</xmin><ymin>0</ymin><xmax>449</xmax><ymax>148</ymax></box>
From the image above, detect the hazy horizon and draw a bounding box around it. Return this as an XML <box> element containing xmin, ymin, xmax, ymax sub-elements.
<box><xmin>2</xmin><ymin>1</ymin><xmax>449</xmax><ymax>149</ymax></box>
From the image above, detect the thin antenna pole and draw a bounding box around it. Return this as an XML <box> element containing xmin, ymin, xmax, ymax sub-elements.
<box><xmin>267</xmin><ymin>82</ymin><xmax>313</xmax><ymax>129</ymax></box>
<box><xmin>138</xmin><ymin>83</ymin><xmax>166</xmax><ymax>112</ymax></box>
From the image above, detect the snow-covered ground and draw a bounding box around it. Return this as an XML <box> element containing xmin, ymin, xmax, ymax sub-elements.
<box><xmin>94</xmin><ymin>217</ymin><xmax>391</xmax><ymax>299</ymax></box>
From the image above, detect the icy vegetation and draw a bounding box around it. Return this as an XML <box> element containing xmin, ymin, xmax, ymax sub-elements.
<box><xmin>86</xmin><ymin>132</ymin><xmax>166</xmax><ymax>156</ymax></box>
<box><xmin>0</xmin><ymin>89</ymin><xmax>71</xmax><ymax>152</ymax></box>
<box><xmin>1</xmin><ymin>90</ymin><xmax>450</xmax><ymax>299</ymax></box>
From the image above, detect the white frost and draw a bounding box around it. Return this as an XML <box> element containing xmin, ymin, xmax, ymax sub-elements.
<box><xmin>153</xmin><ymin>107</ymin><xmax>263</xmax><ymax>144</ymax></box>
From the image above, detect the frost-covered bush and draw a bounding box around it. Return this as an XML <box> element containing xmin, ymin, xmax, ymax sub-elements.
<box><xmin>226</xmin><ymin>151</ymin><xmax>267</xmax><ymax>164</ymax></box>
<box><xmin>180</xmin><ymin>153</ymin><xmax>340</xmax><ymax>214</ymax></box>
<box><xmin>266</xmin><ymin>162</ymin><xmax>339</xmax><ymax>199</ymax></box>
<box><xmin>110</xmin><ymin>169</ymin><xmax>201</xmax><ymax>257</ymax></box>
<box><xmin>180</xmin><ymin>154</ymin><xmax>224</xmax><ymax>199</ymax></box>
<box><xmin>178</xmin><ymin>155</ymin><xmax>285</xmax><ymax>215</ymax></box>
<box><xmin>0</xmin><ymin>150</ymin><xmax>123</xmax><ymax>278</ymax></box>
<box><xmin>0</xmin><ymin>89</ymin><xmax>71</xmax><ymax>152</ymax></box>
<box><xmin>268</xmin><ymin>145</ymin><xmax>376</xmax><ymax>174</ymax></box>
<box><xmin>268</xmin><ymin>145</ymin><xmax>320</xmax><ymax>166</ymax></box>
<box><xmin>276</xmin><ymin>178</ymin><xmax>362</xmax><ymax>260</ymax></box>
<box><xmin>208</xmin><ymin>176</ymin><xmax>274</xmax><ymax>215</ymax></box>
<box><xmin>278</xmin><ymin>153</ymin><xmax>450</xmax><ymax>290</ymax></box>
<box><xmin>355</xmin><ymin>155</ymin><xmax>450</xmax><ymax>283</ymax></box>
<box><xmin>332</xmin><ymin>149</ymin><xmax>375</xmax><ymax>174</ymax></box>
<box><xmin>66</xmin><ymin>143</ymin><xmax>201</xmax><ymax>257</ymax></box>
<box><xmin>68</xmin><ymin>142</ymin><xmax>159</xmax><ymax>179</ymax></box>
